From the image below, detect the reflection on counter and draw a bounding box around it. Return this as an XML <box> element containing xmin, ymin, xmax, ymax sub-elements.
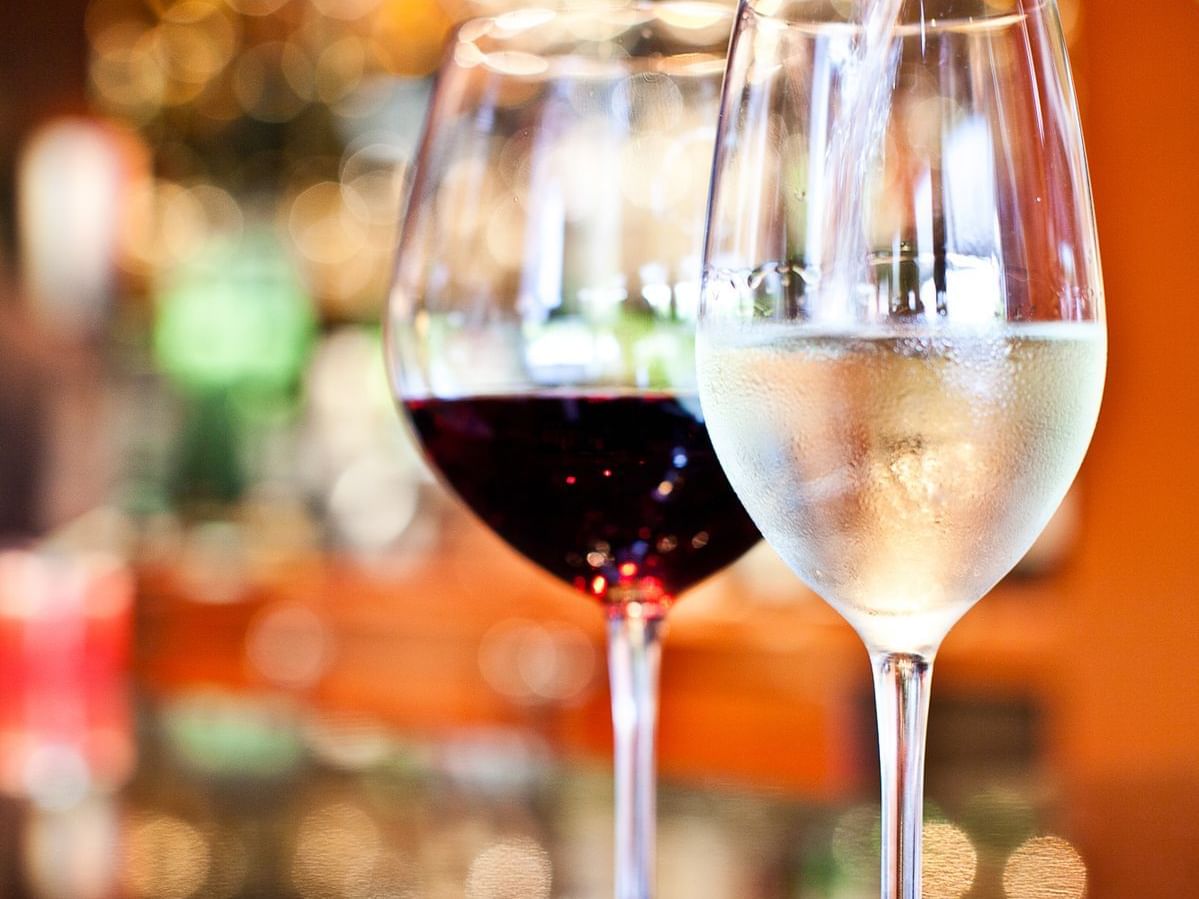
<box><xmin>1</xmin><ymin>679</ymin><xmax>1089</xmax><ymax>898</ymax></box>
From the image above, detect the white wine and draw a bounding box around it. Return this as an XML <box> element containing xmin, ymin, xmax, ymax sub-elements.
<box><xmin>698</xmin><ymin>322</ymin><xmax>1106</xmax><ymax>650</ymax></box>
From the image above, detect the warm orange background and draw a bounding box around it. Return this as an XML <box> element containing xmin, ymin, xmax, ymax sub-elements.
<box><xmin>1066</xmin><ymin>0</ymin><xmax>1199</xmax><ymax>776</ymax></box>
<box><xmin>1055</xmin><ymin>0</ymin><xmax>1199</xmax><ymax>891</ymax></box>
<box><xmin>9</xmin><ymin>1</ymin><xmax>1197</xmax><ymax>895</ymax></box>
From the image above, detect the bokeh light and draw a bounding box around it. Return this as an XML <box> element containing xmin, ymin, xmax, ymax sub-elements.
<box><xmin>465</xmin><ymin>837</ymin><xmax>552</xmax><ymax>899</ymax></box>
<box><xmin>311</xmin><ymin>0</ymin><xmax>382</xmax><ymax>23</ymax></box>
<box><xmin>291</xmin><ymin>802</ymin><xmax>383</xmax><ymax>898</ymax></box>
<box><xmin>122</xmin><ymin>814</ymin><xmax>211</xmax><ymax>899</ymax></box>
<box><xmin>122</xmin><ymin>178</ymin><xmax>248</xmax><ymax>273</ymax></box>
<box><xmin>233</xmin><ymin>41</ymin><xmax>309</xmax><ymax>122</ymax></box>
<box><xmin>246</xmin><ymin>602</ymin><xmax>334</xmax><ymax>690</ymax></box>
<box><xmin>339</xmin><ymin>139</ymin><xmax>408</xmax><ymax>225</ymax></box>
<box><xmin>23</xmin><ymin>798</ymin><xmax>121</xmax><ymax>899</ymax></box>
<box><xmin>89</xmin><ymin>24</ymin><xmax>167</xmax><ymax>121</ymax></box>
<box><xmin>225</xmin><ymin>0</ymin><xmax>289</xmax><ymax>17</ymax></box>
<box><xmin>287</xmin><ymin>180</ymin><xmax>369</xmax><ymax>266</ymax></box>
<box><xmin>658</xmin><ymin>816</ymin><xmax>741</xmax><ymax>898</ymax></box>
<box><xmin>315</xmin><ymin>37</ymin><xmax>368</xmax><ymax>102</ymax></box>
<box><xmin>175</xmin><ymin>520</ymin><xmax>250</xmax><ymax>604</ymax></box>
<box><xmin>1003</xmin><ymin>835</ymin><xmax>1088</xmax><ymax>899</ymax></box>
<box><xmin>22</xmin><ymin>744</ymin><xmax>93</xmax><ymax>811</ymax></box>
<box><xmin>922</xmin><ymin>821</ymin><xmax>977</xmax><ymax>899</ymax></box>
<box><xmin>157</xmin><ymin>2</ymin><xmax>240</xmax><ymax>89</ymax></box>
<box><xmin>153</xmin><ymin>232</ymin><xmax>314</xmax><ymax>392</ymax></box>
<box><xmin>328</xmin><ymin>452</ymin><xmax>421</xmax><ymax>552</ymax></box>
<box><xmin>478</xmin><ymin>619</ymin><xmax>597</xmax><ymax>705</ymax></box>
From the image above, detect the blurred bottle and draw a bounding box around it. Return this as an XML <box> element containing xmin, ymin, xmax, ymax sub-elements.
<box><xmin>18</xmin><ymin>119</ymin><xmax>136</xmax><ymax>339</ymax></box>
<box><xmin>0</xmin><ymin>118</ymin><xmax>151</xmax><ymax>540</ymax></box>
<box><xmin>0</xmin><ymin>549</ymin><xmax>135</xmax><ymax>809</ymax></box>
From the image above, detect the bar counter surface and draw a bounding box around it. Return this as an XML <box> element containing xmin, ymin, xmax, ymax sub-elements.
<box><xmin>0</xmin><ymin>510</ymin><xmax>1180</xmax><ymax>899</ymax></box>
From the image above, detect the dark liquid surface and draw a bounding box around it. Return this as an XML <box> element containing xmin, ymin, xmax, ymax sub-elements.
<box><xmin>405</xmin><ymin>394</ymin><xmax>760</xmax><ymax>607</ymax></box>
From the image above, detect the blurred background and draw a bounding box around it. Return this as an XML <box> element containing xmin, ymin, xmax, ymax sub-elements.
<box><xmin>0</xmin><ymin>0</ymin><xmax>1195</xmax><ymax>896</ymax></box>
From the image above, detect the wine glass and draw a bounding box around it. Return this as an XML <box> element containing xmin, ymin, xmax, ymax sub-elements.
<box><xmin>697</xmin><ymin>1</ymin><xmax>1105</xmax><ymax>896</ymax></box>
<box><xmin>384</xmin><ymin>5</ymin><xmax>757</xmax><ymax>897</ymax></box>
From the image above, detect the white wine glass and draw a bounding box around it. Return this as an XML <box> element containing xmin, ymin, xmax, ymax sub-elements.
<box><xmin>697</xmin><ymin>1</ymin><xmax>1106</xmax><ymax>896</ymax></box>
<box><xmin>385</xmin><ymin>6</ymin><xmax>757</xmax><ymax>897</ymax></box>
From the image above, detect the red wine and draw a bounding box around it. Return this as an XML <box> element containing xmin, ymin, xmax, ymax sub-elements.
<box><xmin>405</xmin><ymin>394</ymin><xmax>759</xmax><ymax>609</ymax></box>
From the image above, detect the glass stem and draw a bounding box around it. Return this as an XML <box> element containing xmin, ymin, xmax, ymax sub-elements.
<box><xmin>607</xmin><ymin>610</ymin><xmax>665</xmax><ymax>899</ymax></box>
<box><xmin>871</xmin><ymin>650</ymin><xmax>935</xmax><ymax>899</ymax></box>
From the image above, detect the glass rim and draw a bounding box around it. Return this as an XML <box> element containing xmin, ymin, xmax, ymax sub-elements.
<box><xmin>743</xmin><ymin>0</ymin><xmax>1051</xmax><ymax>33</ymax></box>
<box><xmin>444</xmin><ymin>2</ymin><xmax>734</xmax><ymax>79</ymax></box>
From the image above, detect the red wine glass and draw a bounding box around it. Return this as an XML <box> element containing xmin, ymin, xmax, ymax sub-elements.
<box><xmin>384</xmin><ymin>6</ymin><xmax>758</xmax><ymax>897</ymax></box>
